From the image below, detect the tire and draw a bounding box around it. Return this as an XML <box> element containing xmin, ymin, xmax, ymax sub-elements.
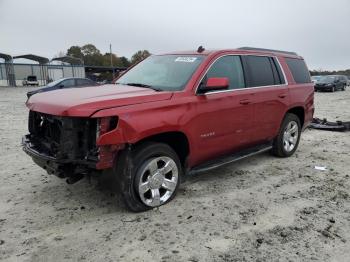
<box><xmin>272</xmin><ymin>113</ymin><xmax>301</xmax><ymax>157</ymax></box>
<box><xmin>117</xmin><ymin>142</ymin><xmax>182</xmax><ymax>212</ymax></box>
<box><xmin>342</xmin><ymin>84</ymin><xmax>346</xmax><ymax>91</ymax></box>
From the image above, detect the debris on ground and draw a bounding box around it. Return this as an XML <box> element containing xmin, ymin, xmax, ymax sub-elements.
<box><xmin>309</xmin><ymin>118</ymin><xmax>350</xmax><ymax>132</ymax></box>
<box><xmin>314</xmin><ymin>166</ymin><xmax>327</xmax><ymax>171</ymax></box>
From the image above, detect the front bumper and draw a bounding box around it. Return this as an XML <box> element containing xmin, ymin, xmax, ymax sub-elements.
<box><xmin>22</xmin><ymin>135</ymin><xmax>97</xmax><ymax>177</ymax></box>
<box><xmin>315</xmin><ymin>85</ymin><xmax>333</xmax><ymax>91</ymax></box>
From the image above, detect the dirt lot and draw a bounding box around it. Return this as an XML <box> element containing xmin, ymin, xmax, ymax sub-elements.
<box><xmin>0</xmin><ymin>87</ymin><xmax>349</xmax><ymax>262</ymax></box>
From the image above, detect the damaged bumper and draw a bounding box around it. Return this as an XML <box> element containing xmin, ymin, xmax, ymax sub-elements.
<box><xmin>22</xmin><ymin>135</ymin><xmax>97</xmax><ymax>177</ymax></box>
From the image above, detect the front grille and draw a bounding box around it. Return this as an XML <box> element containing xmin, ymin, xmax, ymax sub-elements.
<box><xmin>28</xmin><ymin>111</ymin><xmax>97</xmax><ymax>161</ymax></box>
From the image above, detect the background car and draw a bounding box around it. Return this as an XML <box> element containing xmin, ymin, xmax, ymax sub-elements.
<box><xmin>311</xmin><ymin>75</ymin><xmax>322</xmax><ymax>84</ymax></box>
<box><xmin>26</xmin><ymin>77</ymin><xmax>98</xmax><ymax>98</ymax></box>
<box><xmin>22</xmin><ymin>75</ymin><xmax>39</xmax><ymax>86</ymax></box>
<box><xmin>314</xmin><ymin>75</ymin><xmax>347</xmax><ymax>92</ymax></box>
<box><xmin>346</xmin><ymin>75</ymin><xmax>350</xmax><ymax>86</ymax></box>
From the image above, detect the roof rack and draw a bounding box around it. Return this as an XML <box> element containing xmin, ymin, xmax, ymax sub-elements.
<box><xmin>238</xmin><ymin>47</ymin><xmax>298</xmax><ymax>56</ymax></box>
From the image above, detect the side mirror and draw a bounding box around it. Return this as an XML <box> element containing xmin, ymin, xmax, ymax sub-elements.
<box><xmin>199</xmin><ymin>77</ymin><xmax>229</xmax><ymax>93</ymax></box>
<box><xmin>58</xmin><ymin>84</ymin><xmax>64</xmax><ymax>88</ymax></box>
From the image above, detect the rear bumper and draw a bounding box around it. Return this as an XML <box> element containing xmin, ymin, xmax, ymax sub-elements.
<box><xmin>22</xmin><ymin>135</ymin><xmax>97</xmax><ymax>176</ymax></box>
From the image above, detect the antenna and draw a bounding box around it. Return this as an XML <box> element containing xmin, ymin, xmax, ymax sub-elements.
<box><xmin>197</xmin><ymin>46</ymin><xmax>205</xmax><ymax>53</ymax></box>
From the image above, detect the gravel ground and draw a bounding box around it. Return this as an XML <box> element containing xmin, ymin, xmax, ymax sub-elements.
<box><xmin>0</xmin><ymin>87</ymin><xmax>349</xmax><ymax>262</ymax></box>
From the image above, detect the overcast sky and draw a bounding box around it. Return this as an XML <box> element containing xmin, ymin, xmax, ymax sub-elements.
<box><xmin>1</xmin><ymin>0</ymin><xmax>349</xmax><ymax>70</ymax></box>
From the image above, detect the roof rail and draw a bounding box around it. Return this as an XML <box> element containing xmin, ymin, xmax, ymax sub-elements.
<box><xmin>238</xmin><ymin>47</ymin><xmax>298</xmax><ymax>56</ymax></box>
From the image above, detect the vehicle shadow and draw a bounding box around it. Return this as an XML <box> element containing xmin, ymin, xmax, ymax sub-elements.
<box><xmin>30</xmin><ymin>152</ymin><xmax>274</xmax><ymax>215</ymax></box>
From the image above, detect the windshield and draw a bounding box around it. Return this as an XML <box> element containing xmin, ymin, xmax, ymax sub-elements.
<box><xmin>319</xmin><ymin>76</ymin><xmax>335</xmax><ymax>83</ymax></box>
<box><xmin>116</xmin><ymin>55</ymin><xmax>204</xmax><ymax>91</ymax></box>
<box><xmin>47</xmin><ymin>79</ymin><xmax>65</xmax><ymax>87</ymax></box>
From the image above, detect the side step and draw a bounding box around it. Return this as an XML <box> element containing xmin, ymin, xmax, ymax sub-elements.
<box><xmin>188</xmin><ymin>142</ymin><xmax>272</xmax><ymax>175</ymax></box>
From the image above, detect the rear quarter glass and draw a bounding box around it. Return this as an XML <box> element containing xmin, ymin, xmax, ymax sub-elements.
<box><xmin>285</xmin><ymin>58</ymin><xmax>311</xmax><ymax>84</ymax></box>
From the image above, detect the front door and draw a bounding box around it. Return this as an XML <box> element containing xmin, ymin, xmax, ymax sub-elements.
<box><xmin>190</xmin><ymin>55</ymin><xmax>255</xmax><ymax>166</ymax></box>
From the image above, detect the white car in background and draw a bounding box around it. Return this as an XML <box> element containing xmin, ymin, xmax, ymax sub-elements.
<box><xmin>22</xmin><ymin>75</ymin><xmax>39</xmax><ymax>86</ymax></box>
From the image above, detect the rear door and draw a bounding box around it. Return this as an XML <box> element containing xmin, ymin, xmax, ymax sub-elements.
<box><xmin>242</xmin><ymin>55</ymin><xmax>289</xmax><ymax>143</ymax></box>
<box><xmin>191</xmin><ymin>55</ymin><xmax>256</xmax><ymax>165</ymax></box>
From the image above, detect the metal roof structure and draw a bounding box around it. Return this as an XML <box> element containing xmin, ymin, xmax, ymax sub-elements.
<box><xmin>13</xmin><ymin>54</ymin><xmax>49</xmax><ymax>64</ymax></box>
<box><xmin>0</xmin><ymin>53</ymin><xmax>12</xmax><ymax>62</ymax></box>
<box><xmin>51</xmin><ymin>56</ymin><xmax>84</xmax><ymax>65</ymax></box>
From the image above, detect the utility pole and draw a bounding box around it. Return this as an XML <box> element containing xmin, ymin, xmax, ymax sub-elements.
<box><xmin>110</xmin><ymin>44</ymin><xmax>114</xmax><ymax>79</ymax></box>
<box><xmin>110</xmin><ymin>44</ymin><xmax>113</xmax><ymax>67</ymax></box>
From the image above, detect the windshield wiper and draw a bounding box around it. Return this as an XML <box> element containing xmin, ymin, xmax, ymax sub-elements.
<box><xmin>118</xmin><ymin>82</ymin><xmax>162</xmax><ymax>92</ymax></box>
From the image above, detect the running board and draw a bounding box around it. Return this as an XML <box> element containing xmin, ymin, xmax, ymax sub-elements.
<box><xmin>188</xmin><ymin>142</ymin><xmax>272</xmax><ymax>175</ymax></box>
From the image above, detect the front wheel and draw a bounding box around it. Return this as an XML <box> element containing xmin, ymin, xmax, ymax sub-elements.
<box><xmin>117</xmin><ymin>143</ymin><xmax>181</xmax><ymax>212</ymax></box>
<box><xmin>272</xmin><ymin>113</ymin><xmax>301</xmax><ymax>157</ymax></box>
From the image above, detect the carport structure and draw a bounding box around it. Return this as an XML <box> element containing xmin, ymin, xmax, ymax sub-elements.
<box><xmin>51</xmin><ymin>56</ymin><xmax>84</xmax><ymax>66</ymax></box>
<box><xmin>12</xmin><ymin>54</ymin><xmax>49</xmax><ymax>86</ymax></box>
<box><xmin>0</xmin><ymin>53</ymin><xmax>15</xmax><ymax>86</ymax></box>
<box><xmin>50</xmin><ymin>56</ymin><xmax>85</xmax><ymax>78</ymax></box>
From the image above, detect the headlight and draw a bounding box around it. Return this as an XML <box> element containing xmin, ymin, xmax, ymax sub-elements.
<box><xmin>96</xmin><ymin>117</ymin><xmax>119</xmax><ymax>137</ymax></box>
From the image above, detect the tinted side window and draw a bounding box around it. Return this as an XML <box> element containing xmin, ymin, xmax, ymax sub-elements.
<box><xmin>60</xmin><ymin>79</ymin><xmax>75</xmax><ymax>88</ymax></box>
<box><xmin>245</xmin><ymin>56</ymin><xmax>275</xmax><ymax>87</ymax></box>
<box><xmin>77</xmin><ymin>79</ymin><xmax>93</xmax><ymax>86</ymax></box>
<box><xmin>206</xmin><ymin>56</ymin><xmax>245</xmax><ymax>90</ymax></box>
<box><xmin>285</xmin><ymin>58</ymin><xmax>311</xmax><ymax>84</ymax></box>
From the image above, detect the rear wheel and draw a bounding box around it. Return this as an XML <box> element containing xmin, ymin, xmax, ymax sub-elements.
<box><xmin>272</xmin><ymin>113</ymin><xmax>301</xmax><ymax>157</ymax></box>
<box><xmin>118</xmin><ymin>142</ymin><xmax>181</xmax><ymax>212</ymax></box>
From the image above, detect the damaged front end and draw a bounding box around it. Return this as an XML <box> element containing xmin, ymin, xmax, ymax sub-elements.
<box><xmin>22</xmin><ymin>111</ymin><xmax>120</xmax><ymax>182</ymax></box>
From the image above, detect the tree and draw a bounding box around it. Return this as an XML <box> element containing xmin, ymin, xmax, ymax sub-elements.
<box><xmin>131</xmin><ymin>50</ymin><xmax>151</xmax><ymax>64</ymax></box>
<box><xmin>81</xmin><ymin>44</ymin><xmax>101</xmax><ymax>56</ymax></box>
<box><xmin>80</xmin><ymin>44</ymin><xmax>103</xmax><ymax>66</ymax></box>
<box><xmin>67</xmin><ymin>46</ymin><xmax>83</xmax><ymax>59</ymax></box>
<box><xmin>119</xmin><ymin>56</ymin><xmax>131</xmax><ymax>67</ymax></box>
<box><xmin>65</xmin><ymin>44</ymin><xmax>132</xmax><ymax>68</ymax></box>
<box><xmin>102</xmin><ymin>53</ymin><xmax>122</xmax><ymax>67</ymax></box>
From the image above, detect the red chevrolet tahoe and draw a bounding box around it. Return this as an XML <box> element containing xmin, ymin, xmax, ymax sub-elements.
<box><xmin>23</xmin><ymin>47</ymin><xmax>314</xmax><ymax>211</ymax></box>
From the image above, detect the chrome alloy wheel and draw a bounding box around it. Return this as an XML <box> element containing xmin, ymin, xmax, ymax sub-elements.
<box><xmin>137</xmin><ymin>156</ymin><xmax>178</xmax><ymax>207</ymax></box>
<box><xmin>283</xmin><ymin>120</ymin><xmax>299</xmax><ymax>152</ymax></box>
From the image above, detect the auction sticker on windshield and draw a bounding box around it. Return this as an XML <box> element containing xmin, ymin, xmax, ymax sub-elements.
<box><xmin>175</xmin><ymin>57</ymin><xmax>197</xmax><ymax>63</ymax></box>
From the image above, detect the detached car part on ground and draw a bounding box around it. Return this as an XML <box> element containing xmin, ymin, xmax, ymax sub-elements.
<box><xmin>22</xmin><ymin>47</ymin><xmax>314</xmax><ymax>212</ymax></box>
<box><xmin>310</xmin><ymin>118</ymin><xmax>350</xmax><ymax>132</ymax></box>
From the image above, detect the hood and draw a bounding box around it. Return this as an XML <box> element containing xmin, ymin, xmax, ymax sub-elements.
<box><xmin>26</xmin><ymin>84</ymin><xmax>173</xmax><ymax>117</ymax></box>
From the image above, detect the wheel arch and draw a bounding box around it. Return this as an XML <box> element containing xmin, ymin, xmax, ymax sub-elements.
<box><xmin>132</xmin><ymin>131</ymin><xmax>190</xmax><ymax>168</ymax></box>
<box><xmin>286</xmin><ymin>106</ymin><xmax>305</xmax><ymax>127</ymax></box>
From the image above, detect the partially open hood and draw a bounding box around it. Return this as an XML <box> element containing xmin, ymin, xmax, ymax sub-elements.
<box><xmin>26</xmin><ymin>84</ymin><xmax>173</xmax><ymax>117</ymax></box>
